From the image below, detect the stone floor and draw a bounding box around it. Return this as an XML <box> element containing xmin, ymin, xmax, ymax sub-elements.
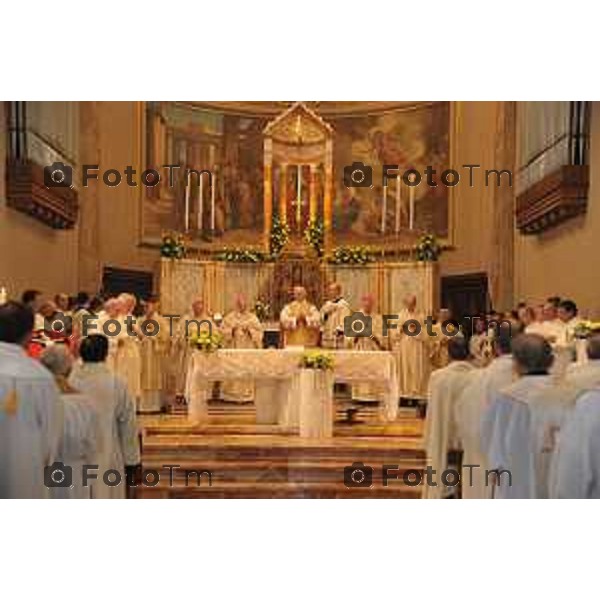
<box><xmin>137</xmin><ymin>402</ymin><xmax>426</xmax><ymax>499</ymax></box>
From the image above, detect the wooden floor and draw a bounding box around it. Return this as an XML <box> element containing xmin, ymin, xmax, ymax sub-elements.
<box><xmin>137</xmin><ymin>402</ymin><xmax>426</xmax><ymax>499</ymax></box>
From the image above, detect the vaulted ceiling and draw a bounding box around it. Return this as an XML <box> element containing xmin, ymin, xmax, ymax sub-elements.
<box><xmin>187</xmin><ymin>101</ymin><xmax>431</xmax><ymax>117</ymax></box>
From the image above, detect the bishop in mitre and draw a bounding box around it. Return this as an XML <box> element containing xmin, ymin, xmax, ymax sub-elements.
<box><xmin>320</xmin><ymin>282</ymin><xmax>351</xmax><ymax>349</ymax></box>
<box><xmin>423</xmin><ymin>336</ymin><xmax>475</xmax><ymax>499</ymax></box>
<box><xmin>114</xmin><ymin>293</ymin><xmax>142</xmax><ymax>406</ymax></box>
<box><xmin>221</xmin><ymin>293</ymin><xmax>263</xmax><ymax>403</ymax></box>
<box><xmin>280</xmin><ymin>286</ymin><xmax>320</xmax><ymax>347</ymax></box>
<box><xmin>138</xmin><ymin>295</ymin><xmax>170</xmax><ymax>413</ymax></box>
<box><xmin>392</xmin><ymin>294</ymin><xmax>428</xmax><ymax>400</ymax></box>
<box><xmin>484</xmin><ymin>334</ymin><xmax>581</xmax><ymax>499</ymax></box>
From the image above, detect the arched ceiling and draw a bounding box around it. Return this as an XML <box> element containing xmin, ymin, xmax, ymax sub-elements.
<box><xmin>185</xmin><ymin>101</ymin><xmax>432</xmax><ymax>117</ymax></box>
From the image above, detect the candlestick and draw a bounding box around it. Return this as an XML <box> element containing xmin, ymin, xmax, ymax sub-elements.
<box><xmin>395</xmin><ymin>177</ymin><xmax>401</xmax><ymax>233</ymax></box>
<box><xmin>409</xmin><ymin>174</ymin><xmax>416</xmax><ymax>230</ymax></box>
<box><xmin>198</xmin><ymin>176</ymin><xmax>204</xmax><ymax>231</ymax></box>
<box><xmin>184</xmin><ymin>175</ymin><xmax>190</xmax><ymax>231</ymax></box>
<box><xmin>381</xmin><ymin>183</ymin><xmax>387</xmax><ymax>234</ymax></box>
<box><xmin>210</xmin><ymin>170</ymin><xmax>216</xmax><ymax>231</ymax></box>
<box><xmin>296</xmin><ymin>164</ymin><xmax>302</xmax><ymax>227</ymax></box>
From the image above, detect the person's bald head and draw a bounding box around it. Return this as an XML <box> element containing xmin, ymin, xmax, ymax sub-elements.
<box><xmin>587</xmin><ymin>334</ymin><xmax>600</xmax><ymax>360</ymax></box>
<box><xmin>40</xmin><ymin>345</ymin><xmax>74</xmax><ymax>378</ymax></box>
<box><xmin>403</xmin><ymin>294</ymin><xmax>417</xmax><ymax>311</ymax></box>
<box><xmin>293</xmin><ymin>286</ymin><xmax>307</xmax><ymax>301</ymax></box>
<box><xmin>191</xmin><ymin>298</ymin><xmax>205</xmax><ymax>316</ymax></box>
<box><xmin>327</xmin><ymin>282</ymin><xmax>342</xmax><ymax>300</ymax></box>
<box><xmin>512</xmin><ymin>333</ymin><xmax>554</xmax><ymax>375</ymax></box>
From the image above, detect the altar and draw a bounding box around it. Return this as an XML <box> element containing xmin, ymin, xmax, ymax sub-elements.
<box><xmin>184</xmin><ymin>348</ymin><xmax>399</xmax><ymax>437</ymax></box>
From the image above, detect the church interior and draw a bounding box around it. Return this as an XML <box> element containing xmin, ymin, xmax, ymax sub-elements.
<box><xmin>1</xmin><ymin>100</ymin><xmax>599</xmax><ymax>500</ymax></box>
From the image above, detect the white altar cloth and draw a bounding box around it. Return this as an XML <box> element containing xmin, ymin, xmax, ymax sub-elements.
<box><xmin>185</xmin><ymin>349</ymin><xmax>399</xmax><ymax>433</ymax></box>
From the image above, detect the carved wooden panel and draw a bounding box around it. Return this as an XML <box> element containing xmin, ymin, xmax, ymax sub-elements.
<box><xmin>515</xmin><ymin>165</ymin><xmax>589</xmax><ymax>234</ymax></box>
<box><xmin>5</xmin><ymin>159</ymin><xmax>79</xmax><ymax>229</ymax></box>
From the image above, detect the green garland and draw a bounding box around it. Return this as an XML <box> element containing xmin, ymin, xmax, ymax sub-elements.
<box><xmin>160</xmin><ymin>232</ymin><xmax>186</xmax><ymax>259</ymax></box>
<box><xmin>416</xmin><ymin>234</ymin><xmax>441</xmax><ymax>262</ymax></box>
<box><xmin>215</xmin><ymin>248</ymin><xmax>266</xmax><ymax>263</ymax></box>
<box><xmin>328</xmin><ymin>245</ymin><xmax>374</xmax><ymax>265</ymax></box>
<box><xmin>269</xmin><ymin>215</ymin><xmax>290</xmax><ymax>258</ymax></box>
<box><xmin>304</xmin><ymin>218</ymin><xmax>325</xmax><ymax>258</ymax></box>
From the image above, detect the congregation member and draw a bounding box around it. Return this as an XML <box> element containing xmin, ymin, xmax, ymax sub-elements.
<box><xmin>54</xmin><ymin>293</ymin><xmax>71</xmax><ymax>315</ymax></box>
<box><xmin>0</xmin><ymin>301</ymin><xmax>62</xmax><ymax>498</ymax></box>
<box><xmin>280</xmin><ymin>285</ymin><xmax>320</xmax><ymax>347</ymax></box>
<box><xmin>319</xmin><ymin>282</ymin><xmax>351</xmax><ymax>349</ymax></box>
<box><xmin>484</xmin><ymin>334</ymin><xmax>580</xmax><ymax>499</ymax></box>
<box><xmin>428</xmin><ymin>308</ymin><xmax>460</xmax><ymax>371</ymax></box>
<box><xmin>221</xmin><ymin>293</ymin><xmax>263</xmax><ymax>403</ymax></box>
<box><xmin>454</xmin><ymin>323</ymin><xmax>517</xmax><ymax>499</ymax></box>
<box><xmin>393</xmin><ymin>294</ymin><xmax>428</xmax><ymax>400</ymax></box>
<box><xmin>565</xmin><ymin>333</ymin><xmax>600</xmax><ymax>389</ymax></box>
<box><xmin>70</xmin><ymin>335</ymin><xmax>140</xmax><ymax>499</ymax></box>
<box><xmin>423</xmin><ymin>336</ymin><xmax>475</xmax><ymax>499</ymax></box>
<box><xmin>40</xmin><ymin>345</ymin><xmax>98</xmax><ymax>499</ymax></box>
<box><xmin>21</xmin><ymin>289</ymin><xmax>43</xmax><ymax>313</ymax></box>
<box><xmin>557</xmin><ymin>299</ymin><xmax>581</xmax><ymax>346</ymax></box>
<box><xmin>138</xmin><ymin>295</ymin><xmax>170</xmax><ymax>413</ymax></box>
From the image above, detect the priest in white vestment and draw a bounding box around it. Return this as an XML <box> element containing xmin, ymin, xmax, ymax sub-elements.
<box><xmin>172</xmin><ymin>298</ymin><xmax>218</xmax><ymax>400</ymax></box>
<box><xmin>280</xmin><ymin>286</ymin><xmax>321</xmax><ymax>347</ymax></box>
<box><xmin>0</xmin><ymin>302</ymin><xmax>62</xmax><ymax>499</ymax></box>
<box><xmin>113</xmin><ymin>293</ymin><xmax>142</xmax><ymax>407</ymax></box>
<box><xmin>484</xmin><ymin>334</ymin><xmax>580</xmax><ymax>499</ymax></box>
<box><xmin>565</xmin><ymin>333</ymin><xmax>600</xmax><ymax>389</ymax></box>
<box><xmin>95</xmin><ymin>297</ymin><xmax>123</xmax><ymax>366</ymax></box>
<box><xmin>455</xmin><ymin>324</ymin><xmax>517</xmax><ymax>499</ymax></box>
<box><xmin>138</xmin><ymin>296</ymin><xmax>170</xmax><ymax>413</ymax></box>
<box><xmin>349</xmin><ymin>294</ymin><xmax>389</xmax><ymax>402</ymax></box>
<box><xmin>221</xmin><ymin>294</ymin><xmax>263</xmax><ymax>402</ymax></box>
<box><xmin>320</xmin><ymin>282</ymin><xmax>351</xmax><ymax>350</ymax></box>
<box><xmin>552</xmin><ymin>388</ymin><xmax>600</xmax><ymax>498</ymax></box>
<box><xmin>69</xmin><ymin>335</ymin><xmax>140</xmax><ymax>499</ymax></box>
<box><xmin>423</xmin><ymin>336</ymin><xmax>475</xmax><ymax>499</ymax></box>
<box><xmin>40</xmin><ymin>346</ymin><xmax>98</xmax><ymax>499</ymax></box>
<box><xmin>392</xmin><ymin>294</ymin><xmax>428</xmax><ymax>400</ymax></box>
<box><xmin>469</xmin><ymin>316</ymin><xmax>494</xmax><ymax>368</ymax></box>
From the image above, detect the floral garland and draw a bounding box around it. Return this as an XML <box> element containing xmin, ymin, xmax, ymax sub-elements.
<box><xmin>416</xmin><ymin>234</ymin><xmax>441</xmax><ymax>262</ymax></box>
<box><xmin>269</xmin><ymin>215</ymin><xmax>290</xmax><ymax>258</ymax></box>
<box><xmin>189</xmin><ymin>330</ymin><xmax>223</xmax><ymax>353</ymax></box>
<box><xmin>573</xmin><ymin>321</ymin><xmax>600</xmax><ymax>339</ymax></box>
<box><xmin>160</xmin><ymin>232</ymin><xmax>186</xmax><ymax>259</ymax></box>
<box><xmin>328</xmin><ymin>245</ymin><xmax>374</xmax><ymax>265</ymax></box>
<box><xmin>254</xmin><ymin>298</ymin><xmax>271</xmax><ymax>323</ymax></box>
<box><xmin>215</xmin><ymin>248</ymin><xmax>266</xmax><ymax>263</ymax></box>
<box><xmin>304</xmin><ymin>218</ymin><xmax>325</xmax><ymax>258</ymax></box>
<box><xmin>300</xmin><ymin>350</ymin><xmax>334</xmax><ymax>370</ymax></box>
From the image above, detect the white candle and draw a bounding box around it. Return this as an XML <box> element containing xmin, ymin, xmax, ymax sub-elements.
<box><xmin>297</xmin><ymin>164</ymin><xmax>302</xmax><ymax>226</ymax></box>
<box><xmin>210</xmin><ymin>171</ymin><xmax>216</xmax><ymax>231</ymax></box>
<box><xmin>198</xmin><ymin>176</ymin><xmax>204</xmax><ymax>231</ymax></box>
<box><xmin>0</xmin><ymin>287</ymin><xmax>7</xmax><ymax>305</ymax></box>
<box><xmin>184</xmin><ymin>176</ymin><xmax>190</xmax><ymax>231</ymax></box>
<box><xmin>381</xmin><ymin>184</ymin><xmax>387</xmax><ymax>234</ymax></box>
<box><xmin>395</xmin><ymin>177</ymin><xmax>401</xmax><ymax>233</ymax></box>
<box><xmin>409</xmin><ymin>175</ymin><xmax>415</xmax><ymax>230</ymax></box>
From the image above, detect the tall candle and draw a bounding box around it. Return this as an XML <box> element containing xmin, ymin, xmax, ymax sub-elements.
<box><xmin>394</xmin><ymin>178</ymin><xmax>401</xmax><ymax>233</ymax></box>
<box><xmin>0</xmin><ymin>287</ymin><xmax>7</xmax><ymax>305</ymax></box>
<box><xmin>210</xmin><ymin>171</ymin><xmax>216</xmax><ymax>231</ymax></box>
<box><xmin>381</xmin><ymin>183</ymin><xmax>387</xmax><ymax>234</ymax></box>
<box><xmin>409</xmin><ymin>175</ymin><xmax>415</xmax><ymax>230</ymax></box>
<box><xmin>184</xmin><ymin>175</ymin><xmax>190</xmax><ymax>231</ymax></box>
<box><xmin>296</xmin><ymin>164</ymin><xmax>302</xmax><ymax>226</ymax></box>
<box><xmin>198</xmin><ymin>176</ymin><xmax>204</xmax><ymax>231</ymax></box>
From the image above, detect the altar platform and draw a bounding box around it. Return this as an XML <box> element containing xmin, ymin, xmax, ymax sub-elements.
<box><xmin>136</xmin><ymin>403</ymin><xmax>426</xmax><ymax>499</ymax></box>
